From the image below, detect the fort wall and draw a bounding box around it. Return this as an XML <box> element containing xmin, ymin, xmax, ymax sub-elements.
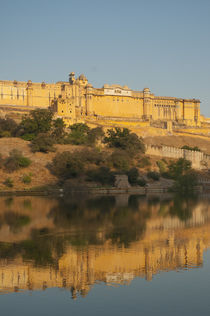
<box><xmin>0</xmin><ymin>73</ymin><xmax>201</xmax><ymax>127</ymax></box>
<box><xmin>146</xmin><ymin>145</ymin><xmax>210</xmax><ymax>170</ymax></box>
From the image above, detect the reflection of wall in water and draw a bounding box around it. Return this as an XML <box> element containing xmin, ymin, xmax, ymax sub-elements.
<box><xmin>0</xmin><ymin>219</ymin><xmax>209</xmax><ymax>297</ymax></box>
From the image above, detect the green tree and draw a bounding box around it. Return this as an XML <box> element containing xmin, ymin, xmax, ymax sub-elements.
<box><xmin>86</xmin><ymin>127</ymin><xmax>104</xmax><ymax>146</ymax></box>
<box><xmin>65</xmin><ymin>123</ymin><xmax>90</xmax><ymax>145</ymax></box>
<box><xmin>127</xmin><ymin>167</ymin><xmax>139</xmax><ymax>185</ymax></box>
<box><xmin>20</xmin><ymin>109</ymin><xmax>53</xmax><ymax>140</ymax></box>
<box><xmin>168</xmin><ymin>158</ymin><xmax>192</xmax><ymax>179</ymax></box>
<box><xmin>104</xmin><ymin>128</ymin><xmax>145</xmax><ymax>156</ymax></box>
<box><xmin>0</xmin><ymin>118</ymin><xmax>18</xmax><ymax>137</ymax></box>
<box><xmin>4</xmin><ymin>150</ymin><xmax>31</xmax><ymax>172</ymax></box>
<box><xmin>51</xmin><ymin>118</ymin><xmax>66</xmax><ymax>143</ymax></box>
<box><xmin>31</xmin><ymin>133</ymin><xmax>55</xmax><ymax>153</ymax></box>
<box><xmin>52</xmin><ymin>151</ymin><xmax>84</xmax><ymax>179</ymax></box>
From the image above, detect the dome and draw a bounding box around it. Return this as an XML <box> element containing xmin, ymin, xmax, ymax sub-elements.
<box><xmin>79</xmin><ymin>74</ymin><xmax>87</xmax><ymax>81</ymax></box>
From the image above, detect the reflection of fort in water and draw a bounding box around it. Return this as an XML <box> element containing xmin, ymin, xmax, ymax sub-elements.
<box><xmin>0</xmin><ymin>195</ymin><xmax>210</xmax><ymax>298</ymax></box>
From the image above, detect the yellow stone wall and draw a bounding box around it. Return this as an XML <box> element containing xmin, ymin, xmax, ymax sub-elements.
<box><xmin>0</xmin><ymin>73</ymin><xmax>201</xmax><ymax>126</ymax></box>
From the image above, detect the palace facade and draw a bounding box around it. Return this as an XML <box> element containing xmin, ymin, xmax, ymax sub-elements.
<box><xmin>0</xmin><ymin>73</ymin><xmax>201</xmax><ymax>126</ymax></box>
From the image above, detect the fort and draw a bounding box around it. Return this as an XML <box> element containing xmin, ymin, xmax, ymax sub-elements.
<box><xmin>0</xmin><ymin>73</ymin><xmax>203</xmax><ymax>127</ymax></box>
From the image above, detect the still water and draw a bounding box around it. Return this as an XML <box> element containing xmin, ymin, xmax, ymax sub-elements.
<box><xmin>0</xmin><ymin>194</ymin><xmax>210</xmax><ymax>315</ymax></box>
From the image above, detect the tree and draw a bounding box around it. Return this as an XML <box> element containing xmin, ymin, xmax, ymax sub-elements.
<box><xmin>104</xmin><ymin>128</ymin><xmax>145</xmax><ymax>156</ymax></box>
<box><xmin>168</xmin><ymin>158</ymin><xmax>192</xmax><ymax>180</ymax></box>
<box><xmin>51</xmin><ymin>118</ymin><xmax>66</xmax><ymax>143</ymax></box>
<box><xmin>20</xmin><ymin>109</ymin><xmax>53</xmax><ymax>140</ymax></box>
<box><xmin>31</xmin><ymin>133</ymin><xmax>55</xmax><ymax>153</ymax></box>
<box><xmin>86</xmin><ymin>127</ymin><xmax>104</xmax><ymax>146</ymax></box>
<box><xmin>4</xmin><ymin>150</ymin><xmax>31</xmax><ymax>172</ymax></box>
<box><xmin>52</xmin><ymin>151</ymin><xmax>84</xmax><ymax>179</ymax></box>
<box><xmin>65</xmin><ymin>123</ymin><xmax>90</xmax><ymax>145</ymax></box>
<box><xmin>0</xmin><ymin>118</ymin><xmax>18</xmax><ymax>137</ymax></box>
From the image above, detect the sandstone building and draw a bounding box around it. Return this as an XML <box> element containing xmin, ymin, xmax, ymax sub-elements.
<box><xmin>0</xmin><ymin>73</ymin><xmax>201</xmax><ymax>126</ymax></box>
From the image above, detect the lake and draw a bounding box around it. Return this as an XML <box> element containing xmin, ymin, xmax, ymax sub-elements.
<box><xmin>0</xmin><ymin>194</ymin><xmax>210</xmax><ymax>315</ymax></box>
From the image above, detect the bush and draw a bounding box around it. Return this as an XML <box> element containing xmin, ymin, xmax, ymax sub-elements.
<box><xmin>4</xmin><ymin>150</ymin><xmax>31</xmax><ymax>172</ymax></box>
<box><xmin>174</xmin><ymin>171</ymin><xmax>198</xmax><ymax>194</ymax></box>
<box><xmin>31</xmin><ymin>133</ymin><xmax>55</xmax><ymax>153</ymax></box>
<box><xmin>181</xmin><ymin>145</ymin><xmax>200</xmax><ymax>152</ymax></box>
<box><xmin>0</xmin><ymin>118</ymin><xmax>18</xmax><ymax>137</ymax></box>
<box><xmin>22</xmin><ymin>174</ymin><xmax>32</xmax><ymax>184</ymax></box>
<box><xmin>168</xmin><ymin>158</ymin><xmax>192</xmax><ymax>180</ymax></box>
<box><xmin>147</xmin><ymin>171</ymin><xmax>160</xmax><ymax>181</ymax></box>
<box><xmin>86</xmin><ymin>167</ymin><xmax>115</xmax><ymax>186</ymax></box>
<box><xmin>138</xmin><ymin>156</ymin><xmax>151</xmax><ymax>168</ymax></box>
<box><xmin>127</xmin><ymin>167</ymin><xmax>139</xmax><ymax>185</ymax></box>
<box><xmin>137</xmin><ymin>178</ymin><xmax>147</xmax><ymax>187</ymax></box>
<box><xmin>65</xmin><ymin>123</ymin><xmax>90</xmax><ymax>145</ymax></box>
<box><xmin>86</xmin><ymin>127</ymin><xmax>104</xmax><ymax>146</ymax></box>
<box><xmin>104</xmin><ymin>128</ymin><xmax>145</xmax><ymax>156</ymax></box>
<box><xmin>78</xmin><ymin>148</ymin><xmax>106</xmax><ymax>165</ymax></box>
<box><xmin>4</xmin><ymin>178</ymin><xmax>13</xmax><ymax>187</ymax></box>
<box><xmin>20</xmin><ymin>109</ymin><xmax>53</xmax><ymax>140</ymax></box>
<box><xmin>52</xmin><ymin>151</ymin><xmax>84</xmax><ymax>179</ymax></box>
<box><xmin>109</xmin><ymin>150</ymin><xmax>131</xmax><ymax>171</ymax></box>
<box><xmin>156</xmin><ymin>160</ymin><xmax>167</xmax><ymax>174</ymax></box>
<box><xmin>51</xmin><ymin>118</ymin><xmax>66</xmax><ymax>143</ymax></box>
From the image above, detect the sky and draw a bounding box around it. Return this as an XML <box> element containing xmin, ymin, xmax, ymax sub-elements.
<box><xmin>0</xmin><ymin>0</ymin><xmax>210</xmax><ymax>116</ymax></box>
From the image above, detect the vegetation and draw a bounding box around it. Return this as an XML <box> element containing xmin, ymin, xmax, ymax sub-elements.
<box><xmin>3</xmin><ymin>177</ymin><xmax>13</xmax><ymax>188</ymax></box>
<box><xmin>104</xmin><ymin>128</ymin><xmax>145</xmax><ymax>156</ymax></box>
<box><xmin>52</xmin><ymin>151</ymin><xmax>84</xmax><ymax>179</ymax></box>
<box><xmin>20</xmin><ymin>109</ymin><xmax>53</xmax><ymax>140</ymax></box>
<box><xmin>0</xmin><ymin>118</ymin><xmax>18</xmax><ymax>137</ymax></box>
<box><xmin>31</xmin><ymin>133</ymin><xmax>55</xmax><ymax>153</ymax></box>
<box><xmin>109</xmin><ymin>150</ymin><xmax>131</xmax><ymax>172</ymax></box>
<box><xmin>86</xmin><ymin>167</ymin><xmax>115</xmax><ymax>186</ymax></box>
<box><xmin>181</xmin><ymin>145</ymin><xmax>200</xmax><ymax>152</ymax></box>
<box><xmin>4</xmin><ymin>150</ymin><xmax>31</xmax><ymax>172</ymax></box>
<box><xmin>138</xmin><ymin>156</ymin><xmax>151</xmax><ymax>168</ymax></box>
<box><xmin>22</xmin><ymin>173</ymin><xmax>32</xmax><ymax>184</ymax></box>
<box><xmin>147</xmin><ymin>171</ymin><xmax>160</xmax><ymax>181</ymax></box>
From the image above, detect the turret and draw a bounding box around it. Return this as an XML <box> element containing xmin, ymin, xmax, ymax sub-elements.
<box><xmin>69</xmin><ymin>72</ymin><xmax>75</xmax><ymax>84</ymax></box>
<box><xmin>143</xmin><ymin>87</ymin><xmax>151</xmax><ymax>119</ymax></box>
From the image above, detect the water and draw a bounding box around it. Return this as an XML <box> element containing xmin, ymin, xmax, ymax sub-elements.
<box><xmin>0</xmin><ymin>194</ymin><xmax>210</xmax><ymax>315</ymax></box>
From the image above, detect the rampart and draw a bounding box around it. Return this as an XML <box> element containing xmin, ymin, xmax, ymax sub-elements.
<box><xmin>146</xmin><ymin>145</ymin><xmax>210</xmax><ymax>170</ymax></box>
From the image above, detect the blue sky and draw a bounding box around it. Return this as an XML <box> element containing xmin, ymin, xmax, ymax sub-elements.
<box><xmin>0</xmin><ymin>0</ymin><xmax>210</xmax><ymax>116</ymax></box>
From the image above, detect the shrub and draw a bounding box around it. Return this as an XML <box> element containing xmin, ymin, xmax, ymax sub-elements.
<box><xmin>156</xmin><ymin>160</ymin><xmax>167</xmax><ymax>174</ymax></box>
<box><xmin>65</xmin><ymin>123</ymin><xmax>90</xmax><ymax>145</ymax></box>
<box><xmin>78</xmin><ymin>148</ymin><xmax>106</xmax><ymax>165</ymax></box>
<box><xmin>181</xmin><ymin>145</ymin><xmax>200</xmax><ymax>152</ymax></box>
<box><xmin>147</xmin><ymin>171</ymin><xmax>160</xmax><ymax>181</ymax></box>
<box><xmin>137</xmin><ymin>178</ymin><xmax>147</xmax><ymax>187</ymax></box>
<box><xmin>31</xmin><ymin>133</ymin><xmax>55</xmax><ymax>153</ymax></box>
<box><xmin>138</xmin><ymin>156</ymin><xmax>151</xmax><ymax>168</ymax></box>
<box><xmin>86</xmin><ymin>127</ymin><xmax>104</xmax><ymax>146</ymax></box>
<box><xmin>22</xmin><ymin>174</ymin><xmax>32</xmax><ymax>184</ymax></box>
<box><xmin>174</xmin><ymin>171</ymin><xmax>198</xmax><ymax>194</ymax></box>
<box><xmin>168</xmin><ymin>158</ymin><xmax>192</xmax><ymax>180</ymax></box>
<box><xmin>0</xmin><ymin>118</ymin><xmax>18</xmax><ymax>137</ymax></box>
<box><xmin>127</xmin><ymin>167</ymin><xmax>139</xmax><ymax>185</ymax></box>
<box><xmin>4</xmin><ymin>178</ymin><xmax>13</xmax><ymax>188</ymax></box>
<box><xmin>109</xmin><ymin>150</ymin><xmax>131</xmax><ymax>171</ymax></box>
<box><xmin>20</xmin><ymin>109</ymin><xmax>53</xmax><ymax>140</ymax></box>
<box><xmin>86</xmin><ymin>167</ymin><xmax>115</xmax><ymax>186</ymax></box>
<box><xmin>104</xmin><ymin>128</ymin><xmax>145</xmax><ymax>156</ymax></box>
<box><xmin>52</xmin><ymin>151</ymin><xmax>84</xmax><ymax>179</ymax></box>
<box><xmin>4</xmin><ymin>150</ymin><xmax>31</xmax><ymax>172</ymax></box>
<box><xmin>51</xmin><ymin>118</ymin><xmax>66</xmax><ymax>143</ymax></box>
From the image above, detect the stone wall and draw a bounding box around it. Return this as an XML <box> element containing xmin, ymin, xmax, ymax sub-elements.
<box><xmin>146</xmin><ymin>145</ymin><xmax>210</xmax><ymax>170</ymax></box>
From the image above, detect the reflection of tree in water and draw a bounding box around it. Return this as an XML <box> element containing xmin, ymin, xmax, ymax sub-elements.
<box><xmin>169</xmin><ymin>195</ymin><xmax>198</xmax><ymax>221</ymax></box>
<box><xmin>49</xmin><ymin>195</ymin><xmax>151</xmax><ymax>248</ymax></box>
<box><xmin>0</xmin><ymin>194</ymin><xmax>201</xmax><ymax>269</ymax></box>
